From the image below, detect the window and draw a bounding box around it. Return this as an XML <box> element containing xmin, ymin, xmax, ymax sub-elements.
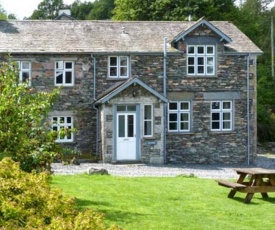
<box><xmin>144</xmin><ymin>105</ymin><xmax>153</xmax><ymax>137</ymax></box>
<box><xmin>52</xmin><ymin>116</ymin><xmax>74</xmax><ymax>142</ymax></box>
<box><xmin>211</xmin><ymin>101</ymin><xmax>232</xmax><ymax>131</ymax></box>
<box><xmin>55</xmin><ymin>61</ymin><xmax>74</xmax><ymax>86</ymax></box>
<box><xmin>109</xmin><ymin>56</ymin><xmax>129</xmax><ymax>78</ymax></box>
<box><xmin>17</xmin><ymin>61</ymin><xmax>31</xmax><ymax>85</ymax></box>
<box><xmin>168</xmin><ymin>101</ymin><xmax>190</xmax><ymax>132</ymax></box>
<box><xmin>187</xmin><ymin>45</ymin><xmax>215</xmax><ymax>76</ymax></box>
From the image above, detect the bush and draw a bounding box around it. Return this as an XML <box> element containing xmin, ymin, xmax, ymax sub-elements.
<box><xmin>0</xmin><ymin>158</ymin><xmax>120</xmax><ymax>230</ymax></box>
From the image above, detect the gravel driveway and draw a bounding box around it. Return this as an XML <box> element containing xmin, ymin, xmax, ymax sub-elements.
<box><xmin>52</xmin><ymin>154</ymin><xmax>275</xmax><ymax>179</ymax></box>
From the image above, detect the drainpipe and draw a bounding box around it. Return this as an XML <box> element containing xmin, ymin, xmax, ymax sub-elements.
<box><xmin>91</xmin><ymin>54</ymin><xmax>99</xmax><ymax>156</ymax></box>
<box><xmin>163</xmin><ymin>38</ymin><xmax>167</xmax><ymax>164</ymax></box>
<box><xmin>247</xmin><ymin>54</ymin><xmax>251</xmax><ymax>165</ymax></box>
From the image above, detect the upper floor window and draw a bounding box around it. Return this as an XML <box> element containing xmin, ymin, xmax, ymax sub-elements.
<box><xmin>17</xmin><ymin>61</ymin><xmax>31</xmax><ymax>85</ymax></box>
<box><xmin>168</xmin><ymin>101</ymin><xmax>190</xmax><ymax>132</ymax></box>
<box><xmin>55</xmin><ymin>61</ymin><xmax>74</xmax><ymax>86</ymax></box>
<box><xmin>108</xmin><ymin>56</ymin><xmax>129</xmax><ymax>78</ymax></box>
<box><xmin>187</xmin><ymin>45</ymin><xmax>215</xmax><ymax>76</ymax></box>
<box><xmin>144</xmin><ymin>105</ymin><xmax>153</xmax><ymax>137</ymax></box>
<box><xmin>211</xmin><ymin>101</ymin><xmax>232</xmax><ymax>131</ymax></box>
<box><xmin>52</xmin><ymin>116</ymin><xmax>74</xmax><ymax>142</ymax></box>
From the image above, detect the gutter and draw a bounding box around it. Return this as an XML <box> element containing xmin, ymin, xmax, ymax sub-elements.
<box><xmin>163</xmin><ymin>38</ymin><xmax>167</xmax><ymax>164</ymax></box>
<box><xmin>246</xmin><ymin>54</ymin><xmax>251</xmax><ymax>165</ymax></box>
<box><xmin>91</xmin><ymin>54</ymin><xmax>99</xmax><ymax>156</ymax></box>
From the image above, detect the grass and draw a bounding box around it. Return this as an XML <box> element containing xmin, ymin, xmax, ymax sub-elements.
<box><xmin>52</xmin><ymin>174</ymin><xmax>275</xmax><ymax>230</ymax></box>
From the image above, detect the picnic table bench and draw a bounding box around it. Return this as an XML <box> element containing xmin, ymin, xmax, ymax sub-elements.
<box><xmin>216</xmin><ymin>168</ymin><xmax>275</xmax><ymax>203</ymax></box>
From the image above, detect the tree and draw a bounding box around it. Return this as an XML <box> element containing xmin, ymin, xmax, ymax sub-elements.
<box><xmin>112</xmin><ymin>0</ymin><xmax>237</xmax><ymax>21</ymax></box>
<box><xmin>87</xmin><ymin>0</ymin><xmax>115</xmax><ymax>20</ymax></box>
<box><xmin>31</xmin><ymin>0</ymin><xmax>64</xmax><ymax>20</ymax></box>
<box><xmin>0</xmin><ymin>58</ymin><xmax>61</xmax><ymax>172</ymax></box>
<box><xmin>71</xmin><ymin>0</ymin><xmax>94</xmax><ymax>20</ymax></box>
<box><xmin>0</xmin><ymin>5</ymin><xmax>7</xmax><ymax>20</ymax></box>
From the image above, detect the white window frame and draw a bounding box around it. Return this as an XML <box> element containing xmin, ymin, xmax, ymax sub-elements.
<box><xmin>51</xmin><ymin>116</ymin><xmax>74</xmax><ymax>142</ymax></box>
<box><xmin>55</xmin><ymin>61</ymin><xmax>74</xmax><ymax>86</ymax></box>
<box><xmin>211</xmin><ymin>101</ymin><xmax>233</xmax><ymax>131</ymax></box>
<box><xmin>187</xmin><ymin>45</ymin><xmax>215</xmax><ymax>76</ymax></box>
<box><xmin>144</xmin><ymin>104</ymin><xmax>153</xmax><ymax>137</ymax></box>
<box><xmin>17</xmin><ymin>61</ymin><xmax>31</xmax><ymax>86</ymax></box>
<box><xmin>108</xmin><ymin>56</ymin><xmax>129</xmax><ymax>78</ymax></box>
<box><xmin>168</xmin><ymin>101</ymin><xmax>191</xmax><ymax>132</ymax></box>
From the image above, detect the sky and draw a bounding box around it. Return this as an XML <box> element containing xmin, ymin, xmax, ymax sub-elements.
<box><xmin>0</xmin><ymin>0</ymin><xmax>94</xmax><ymax>20</ymax></box>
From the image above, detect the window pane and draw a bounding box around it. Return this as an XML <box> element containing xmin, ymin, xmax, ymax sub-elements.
<box><xmin>110</xmin><ymin>67</ymin><xmax>117</xmax><ymax>76</ymax></box>
<box><xmin>127</xmin><ymin>105</ymin><xmax>136</xmax><ymax>111</ymax></box>
<box><xmin>60</xmin><ymin>117</ymin><xmax>65</xmax><ymax>123</ymax></box>
<box><xmin>180</xmin><ymin>122</ymin><xmax>189</xmax><ymax>130</ymax></box>
<box><xmin>56</xmin><ymin>61</ymin><xmax>63</xmax><ymax>69</ymax></box>
<box><xmin>223</xmin><ymin>121</ymin><xmax>230</xmax><ymax>129</ymax></box>
<box><xmin>144</xmin><ymin>105</ymin><xmax>152</xmax><ymax>119</ymax></box>
<box><xmin>198</xmin><ymin>66</ymin><xmax>204</xmax><ymax>73</ymax></box>
<box><xmin>169</xmin><ymin>113</ymin><xmax>177</xmax><ymax>122</ymax></box>
<box><xmin>212</xmin><ymin>113</ymin><xmax>220</xmax><ymax>120</ymax></box>
<box><xmin>212</xmin><ymin>102</ymin><xmax>220</xmax><ymax>110</ymax></box>
<box><xmin>118</xmin><ymin>115</ymin><xmax>125</xmax><ymax>137</ymax></box>
<box><xmin>120</xmin><ymin>67</ymin><xmax>127</xmax><ymax>76</ymax></box>
<box><xmin>223</xmin><ymin>102</ymin><xmax>231</xmax><ymax>109</ymax></box>
<box><xmin>198</xmin><ymin>57</ymin><xmax>204</xmax><ymax>65</ymax></box>
<box><xmin>120</xmin><ymin>57</ymin><xmax>128</xmax><ymax>66</ymax></box>
<box><xmin>65</xmin><ymin>72</ymin><xmax>72</xmax><ymax>84</ymax></box>
<box><xmin>110</xmin><ymin>57</ymin><xmax>117</xmax><ymax>66</ymax></box>
<box><xmin>169</xmin><ymin>123</ymin><xmax>177</xmax><ymax>130</ymax></box>
<box><xmin>187</xmin><ymin>46</ymin><xmax>195</xmax><ymax>54</ymax></box>
<box><xmin>188</xmin><ymin>57</ymin><xmax>194</xmax><ymax>65</ymax></box>
<box><xmin>117</xmin><ymin>106</ymin><xmax>126</xmax><ymax>111</ymax></box>
<box><xmin>22</xmin><ymin>61</ymin><xmax>30</xmax><ymax>69</ymax></box>
<box><xmin>180</xmin><ymin>102</ymin><xmax>189</xmax><ymax>110</ymax></box>
<box><xmin>223</xmin><ymin>113</ymin><xmax>231</xmax><ymax>120</ymax></box>
<box><xmin>212</xmin><ymin>122</ymin><xmax>220</xmax><ymax>129</ymax></box>
<box><xmin>207</xmin><ymin>46</ymin><xmax>214</xmax><ymax>54</ymax></box>
<box><xmin>207</xmin><ymin>66</ymin><xmax>214</xmax><ymax>74</ymax></box>
<box><xmin>22</xmin><ymin>72</ymin><xmax>29</xmax><ymax>82</ymax></box>
<box><xmin>207</xmin><ymin>57</ymin><xmax>213</xmax><ymax>65</ymax></box>
<box><xmin>169</xmin><ymin>103</ymin><xmax>178</xmax><ymax>110</ymax></box>
<box><xmin>144</xmin><ymin>121</ymin><xmax>152</xmax><ymax>136</ymax></box>
<box><xmin>188</xmin><ymin>66</ymin><xmax>194</xmax><ymax>74</ymax></box>
<box><xmin>180</xmin><ymin>113</ymin><xmax>189</xmax><ymax>122</ymax></box>
<box><xmin>197</xmin><ymin>46</ymin><xmax>204</xmax><ymax>54</ymax></box>
<box><xmin>128</xmin><ymin>115</ymin><xmax>134</xmax><ymax>137</ymax></box>
<box><xmin>65</xmin><ymin>62</ymin><xmax>72</xmax><ymax>69</ymax></box>
<box><xmin>67</xmin><ymin>117</ymin><xmax>72</xmax><ymax>123</ymax></box>
<box><xmin>56</xmin><ymin>72</ymin><xmax>63</xmax><ymax>84</ymax></box>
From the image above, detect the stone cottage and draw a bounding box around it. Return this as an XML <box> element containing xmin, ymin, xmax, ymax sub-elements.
<box><xmin>0</xmin><ymin>18</ymin><xmax>262</xmax><ymax>164</ymax></box>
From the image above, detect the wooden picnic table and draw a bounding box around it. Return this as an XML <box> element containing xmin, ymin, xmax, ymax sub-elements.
<box><xmin>216</xmin><ymin>168</ymin><xmax>275</xmax><ymax>203</ymax></box>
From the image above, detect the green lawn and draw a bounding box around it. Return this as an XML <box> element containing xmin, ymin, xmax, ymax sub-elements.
<box><xmin>52</xmin><ymin>174</ymin><xmax>275</xmax><ymax>230</ymax></box>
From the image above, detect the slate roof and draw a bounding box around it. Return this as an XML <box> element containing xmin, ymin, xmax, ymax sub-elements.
<box><xmin>0</xmin><ymin>20</ymin><xmax>262</xmax><ymax>54</ymax></box>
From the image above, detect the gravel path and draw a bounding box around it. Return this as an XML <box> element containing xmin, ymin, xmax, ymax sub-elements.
<box><xmin>52</xmin><ymin>155</ymin><xmax>275</xmax><ymax>179</ymax></box>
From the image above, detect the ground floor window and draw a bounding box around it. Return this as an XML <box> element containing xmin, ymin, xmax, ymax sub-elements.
<box><xmin>144</xmin><ymin>104</ymin><xmax>153</xmax><ymax>137</ymax></box>
<box><xmin>168</xmin><ymin>101</ymin><xmax>190</xmax><ymax>132</ymax></box>
<box><xmin>51</xmin><ymin>116</ymin><xmax>74</xmax><ymax>142</ymax></box>
<box><xmin>211</xmin><ymin>101</ymin><xmax>233</xmax><ymax>131</ymax></box>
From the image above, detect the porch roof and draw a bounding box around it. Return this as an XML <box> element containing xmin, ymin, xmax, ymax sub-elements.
<box><xmin>94</xmin><ymin>77</ymin><xmax>168</xmax><ymax>105</ymax></box>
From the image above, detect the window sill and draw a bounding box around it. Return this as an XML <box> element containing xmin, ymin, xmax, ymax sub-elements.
<box><xmin>167</xmin><ymin>132</ymin><xmax>194</xmax><ymax>135</ymax></box>
<box><xmin>186</xmin><ymin>75</ymin><xmax>217</xmax><ymax>78</ymax></box>
<box><xmin>107</xmin><ymin>77</ymin><xmax>129</xmax><ymax>80</ymax></box>
<box><xmin>209</xmin><ymin>131</ymin><xmax>236</xmax><ymax>134</ymax></box>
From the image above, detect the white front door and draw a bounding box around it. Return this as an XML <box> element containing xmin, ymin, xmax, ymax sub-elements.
<box><xmin>116</xmin><ymin>113</ymin><xmax>136</xmax><ymax>160</ymax></box>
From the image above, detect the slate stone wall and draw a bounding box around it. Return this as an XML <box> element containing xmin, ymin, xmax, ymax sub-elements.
<box><xmin>7</xmin><ymin>50</ymin><xmax>256</xmax><ymax>164</ymax></box>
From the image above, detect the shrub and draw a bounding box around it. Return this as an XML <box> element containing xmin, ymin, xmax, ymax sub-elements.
<box><xmin>0</xmin><ymin>57</ymin><xmax>62</xmax><ymax>172</ymax></box>
<box><xmin>0</xmin><ymin>158</ymin><xmax>120</xmax><ymax>230</ymax></box>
